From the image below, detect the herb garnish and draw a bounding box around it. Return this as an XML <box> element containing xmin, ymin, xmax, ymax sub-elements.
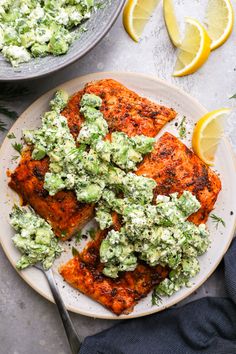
<box><xmin>0</xmin><ymin>121</ymin><xmax>7</xmax><ymax>132</ymax></box>
<box><xmin>0</xmin><ymin>105</ymin><xmax>18</xmax><ymax>119</ymax></box>
<box><xmin>210</xmin><ymin>214</ymin><xmax>226</xmax><ymax>229</ymax></box>
<box><xmin>0</xmin><ymin>84</ymin><xmax>30</xmax><ymax>100</ymax></box>
<box><xmin>0</xmin><ymin>84</ymin><xmax>26</xmax><ymax>132</ymax></box>
<box><xmin>229</xmin><ymin>94</ymin><xmax>236</xmax><ymax>99</ymax></box>
<box><xmin>178</xmin><ymin>116</ymin><xmax>187</xmax><ymax>139</ymax></box>
<box><xmin>95</xmin><ymin>2</ymin><xmax>106</xmax><ymax>9</ymax></box>
<box><xmin>152</xmin><ymin>289</ymin><xmax>162</xmax><ymax>306</ymax></box>
<box><xmin>72</xmin><ymin>246</ymin><xmax>79</xmax><ymax>257</ymax></box>
<box><xmin>7</xmin><ymin>132</ymin><xmax>16</xmax><ymax>139</ymax></box>
<box><xmin>75</xmin><ymin>231</ymin><xmax>82</xmax><ymax>243</ymax></box>
<box><xmin>88</xmin><ymin>228</ymin><xmax>96</xmax><ymax>239</ymax></box>
<box><xmin>12</xmin><ymin>142</ymin><xmax>23</xmax><ymax>154</ymax></box>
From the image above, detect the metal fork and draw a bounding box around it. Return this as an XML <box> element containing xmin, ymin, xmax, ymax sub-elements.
<box><xmin>34</xmin><ymin>263</ymin><xmax>81</xmax><ymax>354</ymax></box>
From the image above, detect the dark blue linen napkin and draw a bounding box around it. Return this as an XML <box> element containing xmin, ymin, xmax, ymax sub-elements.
<box><xmin>79</xmin><ymin>238</ymin><xmax>236</xmax><ymax>354</ymax></box>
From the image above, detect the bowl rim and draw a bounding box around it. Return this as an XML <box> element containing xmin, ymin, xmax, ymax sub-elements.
<box><xmin>0</xmin><ymin>1</ymin><xmax>126</xmax><ymax>82</ymax></box>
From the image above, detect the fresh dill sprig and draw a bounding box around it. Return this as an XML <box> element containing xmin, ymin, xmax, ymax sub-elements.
<box><xmin>0</xmin><ymin>84</ymin><xmax>30</xmax><ymax>100</ymax></box>
<box><xmin>0</xmin><ymin>105</ymin><xmax>18</xmax><ymax>119</ymax></box>
<box><xmin>229</xmin><ymin>93</ymin><xmax>236</xmax><ymax>99</ymax></box>
<box><xmin>88</xmin><ymin>228</ymin><xmax>96</xmax><ymax>239</ymax></box>
<box><xmin>0</xmin><ymin>85</ymin><xmax>27</xmax><ymax>128</ymax></box>
<box><xmin>152</xmin><ymin>288</ymin><xmax>162</xmax><ymax>306</ymax></box>
<box><xmin>12</xmin><ymin>142</ymin><xmax>23</xmax><ymax>154</ymax></box>
<box><xmin>7</xmin><ymin>132</ymin><xmax>16</xmax><ymax>139</ymax></box>
<box><xmin>61</xmin><ymin>230</ymin><xmax>67</xmax><ymax>238</ymax></box>
<box><xmin>72</xmin><ymin>246</ymin><xmax>79</xmax><ymax>257</ymax></box>
<box><xmin>0</xmin><ymin>120</ymin><xmax>7</xmax><ymax>131</ymax></box>
<box><xmin>210</xmin><ymin>214</ymin><xmax>226</xmax><ymax>229</ymax></box>
<box><xmin>75</xmin><ymin>231</ymin><xmax>82</xmax><ymax>243</ymax></box>
<box><xmin>178</xmin><ymin>116</ymin><xmax>187</xmax><ymax>139</ymax></box>
<box><xmin>95</xmin><ymin>1</ymin><xmax>106</xmax><ymax>9</ymax></box>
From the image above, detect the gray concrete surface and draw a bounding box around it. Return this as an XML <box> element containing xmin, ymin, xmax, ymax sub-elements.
<box><xmin>0</xmin><ymin>1</ymin><xmax>236</xmax><ymax>353</ymax></box>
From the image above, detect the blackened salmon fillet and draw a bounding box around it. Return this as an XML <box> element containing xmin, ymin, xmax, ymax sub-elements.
<box><xmin>136</xmin><ymin>132</ymin><xmax>222</xmax><ymax>225</ymax></box>
<box><xmin>9</xmin><ymin>151</ymin><xmax>94</xmax><ymax>240</ymax></box>
<box><xmin>60</xmin><ymin>230</ymin><xmax>169</xmax><ymax>315</ymax></box>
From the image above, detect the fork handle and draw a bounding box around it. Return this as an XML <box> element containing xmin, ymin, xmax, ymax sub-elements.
<box><xmin>44</xmin><ymin>268</ymin><xmax>81</xmax><ymax>354</ymax></box>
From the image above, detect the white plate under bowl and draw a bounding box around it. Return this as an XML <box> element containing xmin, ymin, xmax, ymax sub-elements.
<box><xmin>0</xmin><ymin>72</ymin><xmax>236</xmax><ymax>319</ymax></box>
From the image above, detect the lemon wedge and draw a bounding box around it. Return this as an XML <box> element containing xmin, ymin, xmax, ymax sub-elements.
<box><xmin>173</xmin><ymin>18</ymin><xmax>211</xmax><ymax>77</ymax></box>
<box><xmin>205</xmin><ymin>0</ymin><xmax>234</xmax><ymax>51</ymax></box>
<box><xmin>123</xmin><ymin>0</ymin><xmax>160</xmax><ymax>42</ymax></box>
<box><xmin>192</xmin><ymin>108</ymin><xmax>231</xmax><ymax>166</ymax></box>
<box><xmin>163</xmin><ymin>0</ymin><xmax>181</xmax><ymax>47</ymax></box>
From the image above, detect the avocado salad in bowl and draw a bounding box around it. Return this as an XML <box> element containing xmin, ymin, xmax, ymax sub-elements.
<box><xmin>9</xmin><ymin>89</ymin><xmax>210</xmax><ymax>309</ymax></box>
<box><xmin>0</xmin><ymin>0</ymin><xmax>125</xmax><ymax>80</ymax></box>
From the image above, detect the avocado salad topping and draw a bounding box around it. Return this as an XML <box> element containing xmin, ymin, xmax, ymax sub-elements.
<box><xmin>99</xmin><ymin>191</ymin><xmax>209</xmax><ymax>299</ymax></box>
<box><xmin>0</xmin><ymin>0</ymin><xmax>98</xmax><ymax>67</ymax></box>
<box><xmin>10</xmin><ymin>90</ymin><xmax>210</xmax><ymax>300</ymax></box>
<box><xmin>24</xmin><ymin>91</ymin><xmax>155</xmax><ymax>203</ymax></box>
<box><xmin>10</xmin><ymin>205</ymin><xmax>62</xmax><ymax>270</ymax></box>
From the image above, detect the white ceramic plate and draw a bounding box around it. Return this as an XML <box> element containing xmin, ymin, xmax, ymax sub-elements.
<box><xmin>1</xmin><ymin>72</ymin><xmax>236</xmax><ymax>320</ymax></box>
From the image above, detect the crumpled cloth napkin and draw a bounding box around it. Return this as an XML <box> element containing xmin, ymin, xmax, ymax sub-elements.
<box><xmin>79</xmin><ymin>238</ymin><xmax>236</xmax><ymax>354</ymax></box>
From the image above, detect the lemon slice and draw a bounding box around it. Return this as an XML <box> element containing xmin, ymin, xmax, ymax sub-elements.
<box><xmin>205</xmin><ymin>0</ymin><xmax>234</xmax><ymax>50</ymax></box>
<box><xmin>123</xmin><ymin>0</ymin><xmax>160</xmax><ymax>42</ymax></box>
<box><xmin>192</xmin><ymin>108</ymin><xmax>231</xmax><ymax>166</ymax></box>
<box><xmin>173</xmin><ymin>18</ymin><xmax>211</xmax><ymax>77</ymax></box>
<box><xmin>163</xmin><ymin>0</ymin><xmax>181</xmax><ymax>47</ymax></box>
